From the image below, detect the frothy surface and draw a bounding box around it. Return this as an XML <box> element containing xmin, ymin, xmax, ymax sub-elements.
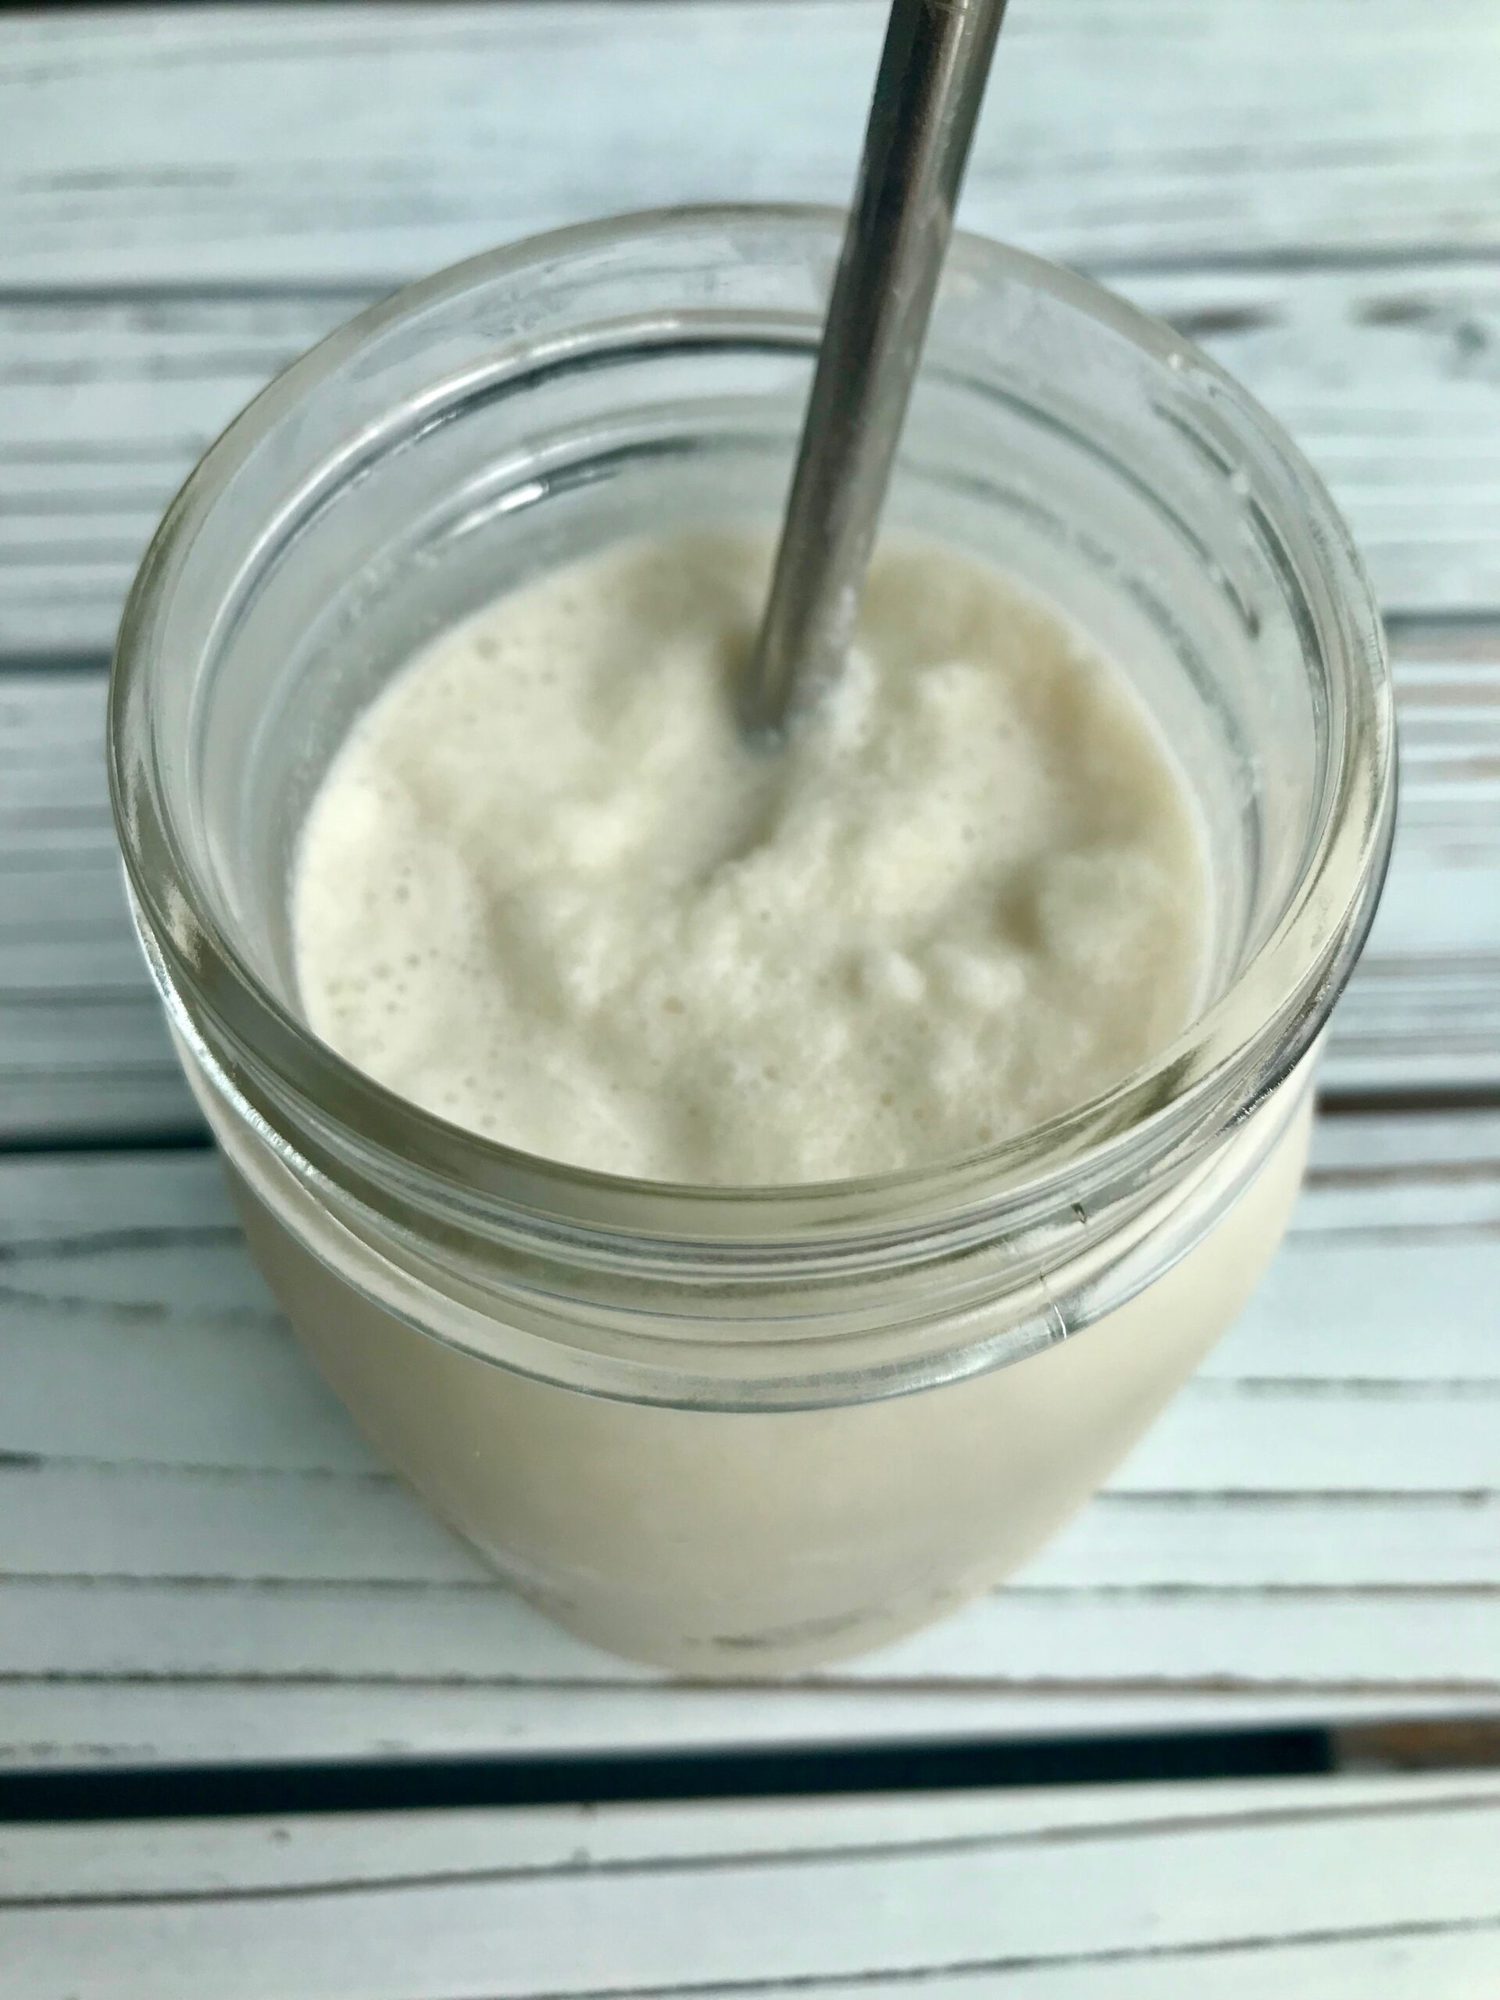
<box><xmin>292</xmin><ymin>534</ymin><xmax>1207</xmax><ymax>1183</ymax></box>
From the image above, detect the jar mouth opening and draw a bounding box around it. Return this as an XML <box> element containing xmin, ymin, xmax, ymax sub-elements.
<box><xmin>110</xmin><ymin>204</ymin><xmax>1395</xmax><ymax>1245</ymax></box>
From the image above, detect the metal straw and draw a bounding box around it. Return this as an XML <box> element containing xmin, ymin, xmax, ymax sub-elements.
<box><xmin>744</xmin><ymin>0</ymin><xmax>1011</xmax><ymax>735</ymax></box>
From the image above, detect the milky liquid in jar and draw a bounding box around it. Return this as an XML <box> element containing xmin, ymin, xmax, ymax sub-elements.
<box><xmin>212</xmin><ymin>529</ymin><xmax>1314</xmax><ymax>1670</ymax></box>
<box><xmin>111</xmin><ymin>217</ymin><xmax>1393</xmax><ymax>1677</ymax></box>
<box><xmin>292</xmin><ymin>533</ymin><xmax>1209</xmax><ymax>1182</ymax></box>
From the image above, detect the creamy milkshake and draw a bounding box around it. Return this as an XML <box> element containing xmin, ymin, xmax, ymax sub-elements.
<box><xmin>293</xmin><ymin>533</ymin><xmax>1208</xmax><ymax>1183</ymax></box>
<box><xmin>110</xmin><ymin>211</ymin><xmax>1394</xmax><ymax>1673</ymax></box>
<box><xmin>221</xmin><ymin>1071</ymin><xmax>1311</xmax><ymax>1671</ymax></box>
<box><xmin>211</xmin><ymin>528</ymin><xmax>1306</xmax><ymax>1672</ymax></box>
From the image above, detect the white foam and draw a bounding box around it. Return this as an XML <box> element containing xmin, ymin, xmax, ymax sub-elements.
<box><xmin>292</xmin><ymin>532</ymin><xmax>1207</xmax><ymax>1183</ymax></box>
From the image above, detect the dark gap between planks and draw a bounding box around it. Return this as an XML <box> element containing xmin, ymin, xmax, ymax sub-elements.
<box><xmin>0</xmin><ymin>649</ymin><xmax>112</xmax><ymax>678</ymax></box>
<box><xmin>0</xmin><ymin>1125</ymin><xmax>215</xmax><ymax>1157</ymax></box>
<box><xmin>0</xmin><ymin>1726</ymin><xmax>1335</xmax><ymax>1823</ymax></box>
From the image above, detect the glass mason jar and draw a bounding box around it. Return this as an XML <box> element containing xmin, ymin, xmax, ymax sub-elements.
<box><xmin>109</xmin><ymin>208</ymin><xmax>1394</xmax><ymax>1673</ymax></box>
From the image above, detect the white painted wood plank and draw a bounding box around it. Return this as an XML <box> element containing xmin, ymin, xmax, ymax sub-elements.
<box><xmin>3</xmin><ymin>1</ymin><xmax>1497</xmax><ymax>290</ymax></box>
<box><xmin>2</xmin><ymin>1775</ymin><xmax>1499</xmax><ymax>2000</ymax></box>
<box><xmin>0</xmin><ymin>673</ymin><xmax>192</xmax><ymax>1135</ymax></box>
<box><xmin>8</xmin><ymin>1468</ymin><xmax>1497</xmax><ymax>1590</ymax></box>
<box><xmin>3</xmin><ymin>632</ymin><xmax>1495</xmax><ymax>1137</ymax></box>
<box><xmin>6</xmin><ymin>1350</ymin><xmax>1494</xmax><ymax>1494</ymax></box>
<box><xmin>7</xmin><ymin>1770</ymin><xmax>1494</xmax><ymax>1895</ymax></box>
<box><xmin>6</xmin><ymin>263</ymin><xmax>1500</xmax><ymax>650</ymax></box>
<box><xmin>5</xmin><ymin>1922</ymin><xmax>1495</xmax><ymax>2000</ymax></box>
<box><xmin>2</xmin><ymin>1113</ymin><xmax>1497</xmax><ymax>1765</ymax></box>
<box><xmin>4</xmin><ymin>1576</ymin><xmax>1495</xmax><ymax>1693</ymax></box>
<box><xmin>8</xmin><ymin>1679</ymin><xmax>1495</xmax><ymax>1774</ymax></box>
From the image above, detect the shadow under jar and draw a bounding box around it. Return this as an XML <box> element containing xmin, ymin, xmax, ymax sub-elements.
<box><xmin>110</xmin><ymin>207</ymin><xmax>1394</xmax><ymax>1673</ymax></box>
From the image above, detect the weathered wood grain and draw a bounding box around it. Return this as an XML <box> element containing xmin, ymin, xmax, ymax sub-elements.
<box><xmin>2</xmin><ymin>0</ymin><xmax>1498</xmax><ymax>1824</ymax></box>
<box><xmin>3</xmin><ymin>1774</ymin><xmax>1499</xmax><ymax>1999</ymax></box>
<box><xmin>5</xmin><ymin>263</ymin><xmax>1500</xmax><ymax>652</ymax></box>
<box><xmin>3</xmin><ymin>1</ymin><xmax>1497</xmax><ymax>289</ymax></box>
<box><xmin>2</xmin><ymin>1111</ymin><xmax>1497</xmax><ymax>1767</ymax></box>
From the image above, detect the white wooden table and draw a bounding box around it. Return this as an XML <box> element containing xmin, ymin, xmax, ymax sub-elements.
<box><xmin>3</xmin><ymin>5</ymin><xmax>1499</xmax><ymax>1992</ymax></box>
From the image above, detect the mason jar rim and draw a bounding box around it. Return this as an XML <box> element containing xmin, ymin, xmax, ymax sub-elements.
<box><xmin>109</xmin><ymin>203</ymin><xmax>1395</xmax><ymax>1252</ymax></box>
